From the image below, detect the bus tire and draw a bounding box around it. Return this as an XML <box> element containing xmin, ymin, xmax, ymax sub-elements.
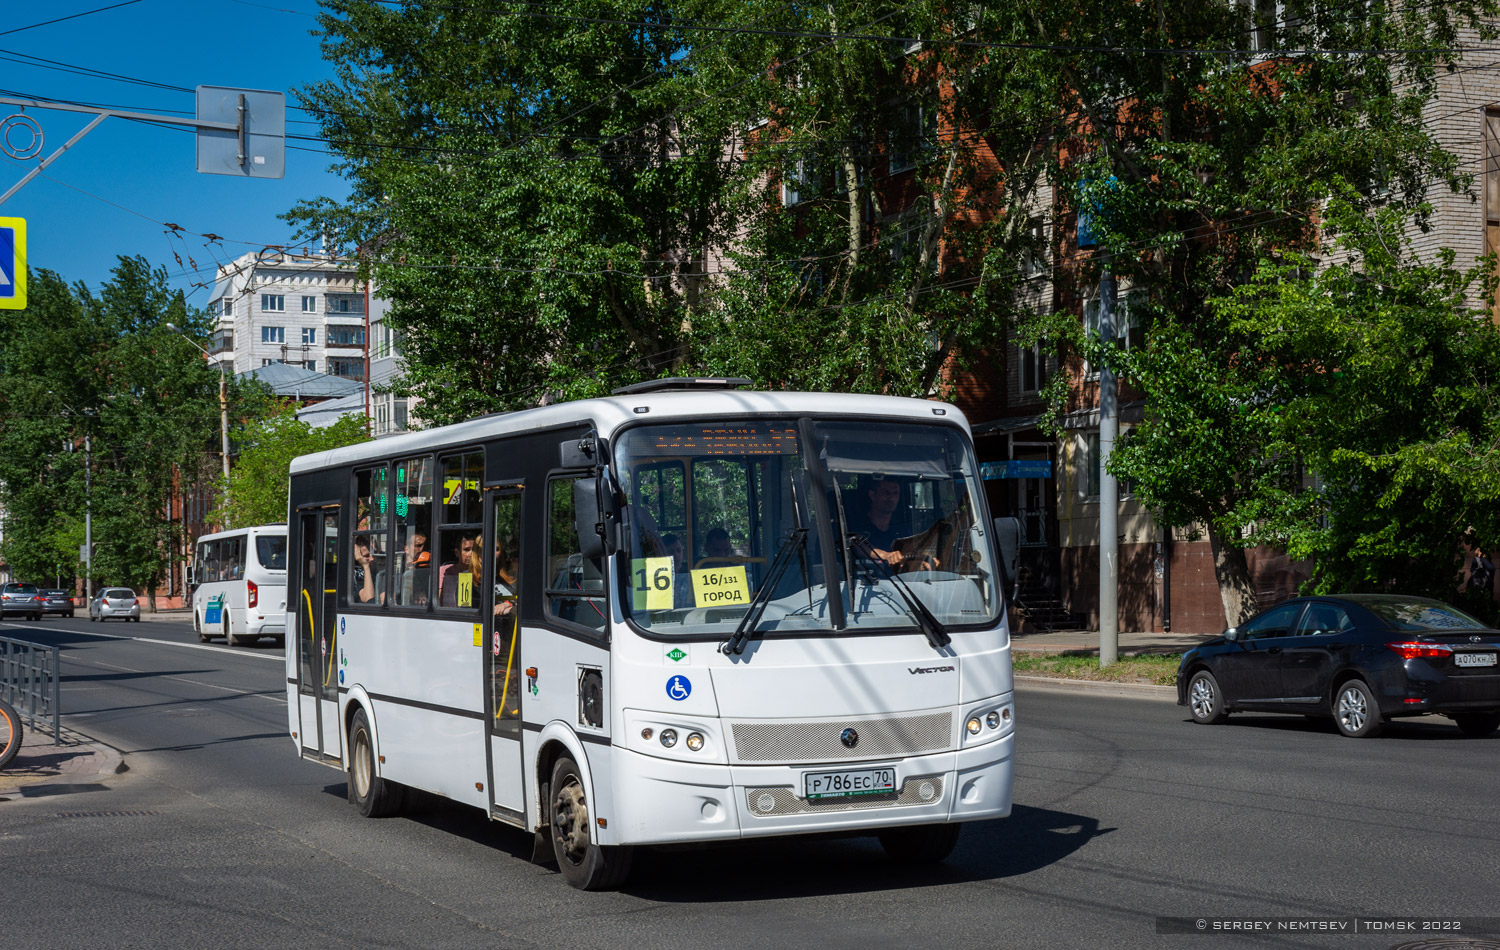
<box><xmin>878</xmin><ymin>822</ymin><xmax>963</xmax><ymax>864</ymax></box>
<box><xmin>195</xmin><ymin>613</ymin><xmax>210</xmax><ymax>643</ymax></box>
<box><xmin>548</xmin><ymin>754</ymin><xmax>632</xmax><ymax>890</ymax></box>
<box><xmin>348</xmin><ymin>708</ymin><xmax>404</xmax><ymax>818</ymax></box>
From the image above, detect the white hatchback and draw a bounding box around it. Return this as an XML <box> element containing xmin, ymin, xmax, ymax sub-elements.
<box><xmin>90</xmin><ymin>588</ymin><xmax>141</xmax><ymax>622</ymax></box>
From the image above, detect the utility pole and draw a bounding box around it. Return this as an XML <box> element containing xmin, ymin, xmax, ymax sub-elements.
<box><xmin>84</xmin><ymin>432</ymin><xmax>93</xmax><ymax>605</ymax></box>
<box><xmin>1098</xmin><ymin>266</ymin><xmax>1119</xmax><ymax>667</ymax></box>
<box><xmin>166</xmin><ymin>323</ymin><xmax>231</xmax><ymax>482</ymax></box>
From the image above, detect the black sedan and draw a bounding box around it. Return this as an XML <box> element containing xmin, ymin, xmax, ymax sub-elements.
<box><xmin>1178</xmin><ymin>594</ymin><xmax>1500</xmax><ymax>738</ymax></box>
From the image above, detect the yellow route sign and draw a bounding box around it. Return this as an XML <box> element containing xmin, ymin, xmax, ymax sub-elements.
<box><xmin>691</xmin><ymin>565</ymin><xmax>750</xmax><ymax>609</ymax></box>
<box><xmin>0</xmin><ymin>217</ymin><xmax>26</xmax><ymax>311</ymax></box>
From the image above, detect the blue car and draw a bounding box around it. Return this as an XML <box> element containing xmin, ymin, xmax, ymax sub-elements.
<box><xmin>1177</xmin><ymin>594</ymin><xmax>1500</xmax><ymax>738</ymax></box>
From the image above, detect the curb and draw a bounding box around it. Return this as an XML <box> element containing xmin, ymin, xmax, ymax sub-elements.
<box><xmin>1014</xmin><ymin>674</ymin><xmax>1178</xmax><ymax>703</ymax></box>
<box><xmin>0</xmin><ymin>721</ymin><xmax>125</xmax><ymax>799</ymax></box>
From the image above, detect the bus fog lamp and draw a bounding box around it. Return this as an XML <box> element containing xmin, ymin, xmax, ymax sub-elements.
<box><xmin>660</xmin><ymin>728</ymin><xmax>678</xmax><ymax>748</ymax></box>
<box><xmin>685</xmin><ymin>732</ymin><xmax>704</xmax><ymax>752</ymax></box>
<box><xmin>967</xmin><ymin>717</ymin><xmax>982</xmax><ymax>735</ymax></box>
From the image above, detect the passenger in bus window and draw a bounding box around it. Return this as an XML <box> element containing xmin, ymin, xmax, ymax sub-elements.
<box><xmin>661</xmin><ymin>533</ymin><xmax>686</xmax><ymax>573</ymax></box>
<box><xmin>351</xmin><ymin>533</ymin><xmax>377</xmax><ymax>604</ymax></box>
<box><xmin>493</xmin><ymin>533</ymin><xmax>518</xmax><ymax>619</ymax></box>
<box><xmin>439</xmin><ymin>533</ymin><xmax>478</xmax><ymax>607</ymax></box>
<box><xmin>401</xmin><ymin>532</ymin><xmax>430</xmax><ymax>606</ymax></box>
<box><xmin>704</xmin><ymin>527</ymin><xmax>733</xmax><ymax>559</ymax></box>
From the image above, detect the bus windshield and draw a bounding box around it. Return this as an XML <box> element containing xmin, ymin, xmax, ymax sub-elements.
<box><xmin>615</xmin><ymin>419</ymin><xmax>1001</xmax><ymax>638</ymax></box>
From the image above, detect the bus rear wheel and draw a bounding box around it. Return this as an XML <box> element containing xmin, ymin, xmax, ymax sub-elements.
<box><xmin>548</xmin><ymin>754</ymin><xmax>632</xmax><ymax>890</ymax></box>
<box><xmin>878</xmin><ymin>822</ymin><xmax>963</xmax><ymax>864</ymax></box>
<box><xmin>348</xmin><ymin>708</ymin><xmax>405</xmax><ymax>818</ymax></box>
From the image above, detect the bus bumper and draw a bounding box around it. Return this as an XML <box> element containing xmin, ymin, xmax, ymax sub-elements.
<box><xmin>609</xmin><ymin>734</ymin><xmax>1014</xmax><ymax>847</ymax></box>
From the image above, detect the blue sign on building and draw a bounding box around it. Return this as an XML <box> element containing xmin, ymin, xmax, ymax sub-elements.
<box><xmin>981</xmin><ymin>460</ymin><xmax>1053</xmax><ymax>481</ymax></box>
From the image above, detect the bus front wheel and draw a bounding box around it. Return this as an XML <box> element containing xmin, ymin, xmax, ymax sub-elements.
<box><xmin>878</xmin><ymin>822</ymin><xmax>962</xmax><ymax>864</ymax></box>
<box><xmin>548</xmin><ymin>754</ymin><xmax>632</xmax><ymax>890</ymax></box>
<box><xmin>348</xmin><ymin>708</ymin><xmax>405</xmax><ymax>818</ymax></box>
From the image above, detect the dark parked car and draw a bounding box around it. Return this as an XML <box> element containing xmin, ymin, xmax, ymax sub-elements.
<box><xmin>1178</xmin><ymin>594</ymin><xmax>1500</xmax><ymax>738</ymax></box>
<box><xmin>38</xmin><ymin>588</ymin><xmax>75</xmax><ymax>618</ymax></box>
<box><xmin>0</xmin><ymin>582</ymin><xmax>43</xmax><ymax>621</ymax></box>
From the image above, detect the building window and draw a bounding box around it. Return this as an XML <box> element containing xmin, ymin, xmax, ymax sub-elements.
<box><xmin>326</xmin><ymin>294</ymin><xmax>365</xmax><ymax>315</ymax></box>
<box><xmin>329</xmin><ymin>357</ymin><xmax>366</xmax><ymax>380</ymax></box>
<box><xmin>305</xmin><ymin>360</ymin><xmax>316</xmax><ymax>372</ymax></box>
<box><xmin>1019</xmin><ymin>342</ymin><xmax>1051</xmax><ymax>394</ymax></box>
<box><xmin>211</xmin><ymin>328</ymin><xmax>233</xmax><ymax>354</ymax></box>
<box><xmin>328</xmin><ymin>326</ymin><xmax>366</xmax><ymax>346</ymax></box>
<box><xmin>1020</xmin><ymin>217</ymin><xmax>1048</xmax><ymax>279</ymax></box>
<box><xmin>261</xmin><ymin>294</ymin><xmax>285</xmax><ymax>312</ymax></box>
<box><xmin>889</xmin><ymin>100</ymin><xmax>934</xmax><ymax>174</ymax></box>
<box><xmin>302</xmin><ymin>295</ymin><xmax>317</xmax><ymax>313</ymax></box>
<box><xmin>1082</xmin><ymin>290</ymin><xmax>1144</xmax><ymax>376</ymax></box>
<box><xmin>262</xmin><ymin>326</ymin><xmax>285</xmax><ymax>344</ymax></box>
<box><xmin>1077</xmin><ymin>430</ymin><xmax>1132</xmax><ymax>501</ymax></box>
<box><xmin>261</xmin><ymin>358</ymin><xmax>287</xmax><ymax>367</ymax></box>
<box><xmin>302</xmin><ymin>327</ymin><xmax>317</xmax><ymax>345</ymax></box>
<box><xmin>782</xmin><ymin>158</ymin><xmax>816</xmax><ymax>207</ymax></box>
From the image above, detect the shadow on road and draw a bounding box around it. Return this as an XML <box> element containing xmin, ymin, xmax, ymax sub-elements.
<box><xmin>316</xmin><ymin>782</ymin><xmax>1112</xmax><ymax>899</ymax></box>
<box><xmin>1187</xmin><ymin>712</ymin><xmax>1483</xmax><ymax>741</ymax></box>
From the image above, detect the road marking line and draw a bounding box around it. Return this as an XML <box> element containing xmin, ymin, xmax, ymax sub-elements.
<box><xmin>70</xmin><ymin>656</ymin><xmax>287</xmax><ymax>705</ymax></box>
<box><xmin>0</xmin><ymin>621</ymin><xmax>284</xmax><ymax>663</ymax></box>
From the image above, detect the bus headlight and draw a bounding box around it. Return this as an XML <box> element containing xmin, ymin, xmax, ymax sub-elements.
<box><xmin>963</xmin><ymin>701</ymin><xmax>1014</xmax><ymax>745</ymax></box>
<box><xmin>986</xmin><ymin>711</ymin><xmax>1000</xmax><ymax>729</ymax></box>
<box><xmin>967</xmin><ymin>717</ymin><xmax>983</xmax><ymax>735</ymax></box>
<box><xmin>660</xmin><ymin>728</ymin><xmax>678</xmax><ymax>748</ymax></box>
<box><xmin>685</xmin><ymin>732</ymin><xmax>704</xmax><ymax>752</ymax></box>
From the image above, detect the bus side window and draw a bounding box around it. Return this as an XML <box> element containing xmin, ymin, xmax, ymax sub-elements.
<box><xmin>352</xmin><ymin>465</ymin><xmax>390</xmax><ymax>607</ymax></box>
<box><xmin>545</xmin><ymin>476</ymin><xmax>606</xmax><ymax>631</ymax></box>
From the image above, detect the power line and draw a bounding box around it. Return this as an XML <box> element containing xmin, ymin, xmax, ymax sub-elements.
<box><xmin>0</xmin><ymin>0</ymin><xmax>147</xmax><ymax>37</ymax></box>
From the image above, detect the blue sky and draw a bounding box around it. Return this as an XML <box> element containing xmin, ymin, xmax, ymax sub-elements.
<box><xmin>1</xmin><ymin>0</ymin><xmax>350</xmax><ymax>305</ymax></box>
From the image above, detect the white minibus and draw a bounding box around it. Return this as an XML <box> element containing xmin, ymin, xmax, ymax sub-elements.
<box><xmin>192</xmin><ymin>524</ymin><xmax>289</xmax><ymax>646</ymax></box>
<box><xmin>285</xmin><ymin>381</ymin><xmax>1015</xmax><ymax>890</ymax></box>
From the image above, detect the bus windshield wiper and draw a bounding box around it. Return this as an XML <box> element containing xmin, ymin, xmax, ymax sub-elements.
<box><xmin>720</xmin><ymin>528</ymin><xmax>809</xmax><ymax>657</ymax></box>
<box><xmin>849</xmin><ymin>537</ymin><xmax>951</xmax><ymax>651</ymax></box>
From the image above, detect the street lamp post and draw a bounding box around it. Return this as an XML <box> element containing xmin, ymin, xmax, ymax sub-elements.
<box><xmin>166</xmin><ymin>323</ymin><xmax>231</xmax><ymax>482</ymax></box>
<box><xmin>54</xmin><ymin>400</ymin><xmax>94</xmax><ymax>604</ymax></box>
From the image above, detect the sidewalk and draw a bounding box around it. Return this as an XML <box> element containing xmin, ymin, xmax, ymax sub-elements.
<box><xmin>0</xmin><ymin>721</ymin><xmax>124</xmax><ymax>800</ymax></box>
<box><xmin>1011</xmin><ymin>627</ymin><xmax>1215</xmax><ymax>654</ymax></box>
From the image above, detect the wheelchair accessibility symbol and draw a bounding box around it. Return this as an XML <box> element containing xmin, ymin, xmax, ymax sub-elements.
<box><xmin>666</xmin><ymin>675</ymin><xmax>691</xmax><ymax>701</ymax></box>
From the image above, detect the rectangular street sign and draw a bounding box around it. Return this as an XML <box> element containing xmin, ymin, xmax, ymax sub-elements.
<box><xmin>981</xmin><ymin>459</ymin><xmax>1052</xmax><ymax>480</ymax></box>
<box><xmin>0</xmin><ymin>217</ymin><xmax>25</xmax><ymax>310</ymax></box>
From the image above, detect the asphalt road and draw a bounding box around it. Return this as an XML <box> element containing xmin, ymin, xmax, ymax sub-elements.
<box><xmin>1</xmin><ymin>614</ymin><xmax>1497</xmax><ymax>950</ymax></box>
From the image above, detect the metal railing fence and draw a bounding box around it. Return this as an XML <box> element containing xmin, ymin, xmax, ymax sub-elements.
<box><xmin>0</xmin><ymin>635</ymin><xmax>60</xmax><ymax>743</ymax></box>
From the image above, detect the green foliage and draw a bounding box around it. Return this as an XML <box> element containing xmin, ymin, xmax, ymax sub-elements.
<box><xmin>210</xmin><ymin>402</ymin><xmax>370</xmax><ymax>529</ymax></box>
<box><xmin>0</xmin><ymin>258</ymin><xmax>231</xmax><ymax>592</ymax></box>
<box><xmin>288</xmin><ymin>1</ymin><xmax>1061</xmax><ymax>413</ymax></box>
<box><xmin>1115</xmin><ymin>200</ymin><xmax>1500</xmax><ymax>609</ymax></box>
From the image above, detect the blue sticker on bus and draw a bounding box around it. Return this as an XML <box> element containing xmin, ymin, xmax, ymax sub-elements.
<box><xmin>666</xmin><ymin>675</ymin><xmax>692</xmax><ymax>701</ymax></box>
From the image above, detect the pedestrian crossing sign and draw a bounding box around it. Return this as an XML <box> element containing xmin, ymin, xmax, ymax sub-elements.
<box><xmin>0</xmin><ymin>217</ymin><xmax>25</xmax><ymax>310</ymax></box>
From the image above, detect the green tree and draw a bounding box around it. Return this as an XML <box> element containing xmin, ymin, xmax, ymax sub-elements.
<box><xmin>1031</xmin><ymin>0</ymin><xmax>1499</xmax><ymax>623</ymax></box>
<box><xmin>1115</xmin><ymin>199</ymin><xmax>1500</xmax><ymax>617</ymax></box>
<box><xmin>0</xmin><ymin>257</ymin><xmax>234</xmax><ymax>597</ymax></box>
<box><xmin>210</xmin><ymin>402</ymin><xmax>369</xmax><ymax>528</ymax></box>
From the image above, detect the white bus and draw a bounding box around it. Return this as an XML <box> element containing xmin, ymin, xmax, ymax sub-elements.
<box><xmin>285</xmin><ymin>381</ymin><xmax>1015</xmax><ymax>890</ymax></box>
<box><xmin>192</xmin><ymin>524</ymin><xmax>289</xmax><ymax>646</ymax></box>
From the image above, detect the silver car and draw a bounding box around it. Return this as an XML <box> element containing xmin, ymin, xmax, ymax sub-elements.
<box><xmin>90</xmin><ymin>588</ymin><xmax>141</xmax><ymax>622</ymax></box>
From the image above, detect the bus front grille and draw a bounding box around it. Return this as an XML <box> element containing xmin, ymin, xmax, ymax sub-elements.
<box><xmin>729</xmin><ymin>712</ymin><xmax>952</xmax><ymax>763</ymax></box>
<box><xmin>743</xmin><ymin>775</ymin><xmax>945</xmax><ymax>817</ymax></box>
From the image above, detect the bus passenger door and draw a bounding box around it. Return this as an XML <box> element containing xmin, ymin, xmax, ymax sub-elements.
<box><xmin>485</xmin><ymin>489</ymin><xmax>526</xmax><ymax>823</ymax></box>
<box><xmin>296</xmin><ymin>508</ymin><xmax>343</xmax><ymax>763</ymax></box>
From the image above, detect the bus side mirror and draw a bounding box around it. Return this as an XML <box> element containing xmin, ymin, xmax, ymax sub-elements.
<box><xmin>573</xmin><ymin>469</ymin><xmax>621</xmax><ymax>560</ymax></box>
<box><xmin>992</xmin><ymin>516</ymin><xmax>1022</xmax><ymax>601</ymax></box>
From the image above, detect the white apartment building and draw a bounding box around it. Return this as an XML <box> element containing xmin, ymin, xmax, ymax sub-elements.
<box><xmin>207</xmin><ymin>250</ymin><xmax>370</xmax><ymax>381</ymax></box>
